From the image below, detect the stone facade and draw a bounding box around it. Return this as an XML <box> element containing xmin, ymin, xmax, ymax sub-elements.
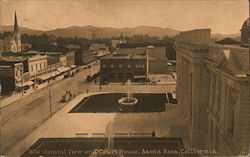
<box><xmin>28</xmin><ymin>55</ymin><xmax>48</xmax><ymax>78</ymax></box>
<box><xmin>59</xmin><ymin>55</ymin><xmax>67</xmax><ymax>67</ymax></box>
<box><xmin>66</xmin><ymin>51</ymin><xmax>75</xmax><ymax>67</ymax></box>
<box><xmin>175</xmin><ymin>29</ymin><xmax>249</xmax><ymax>155</ymax></box>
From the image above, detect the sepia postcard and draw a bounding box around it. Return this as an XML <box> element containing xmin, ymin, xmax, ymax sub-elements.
<box><xmin>0</xmin><ymin>0</ymin><xmax>249</xmax><ymax>157</ymax></box>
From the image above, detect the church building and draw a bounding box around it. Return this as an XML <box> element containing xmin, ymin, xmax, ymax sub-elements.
<box><xmin>3</xmin><ymin>12</ymin><xmax>22</xmax><ymax>53</ymax></box>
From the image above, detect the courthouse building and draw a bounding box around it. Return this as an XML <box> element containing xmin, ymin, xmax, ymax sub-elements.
<box><xmin>174</xmin><ymin>18</ymin><xmax>249</xmax><ymax>155</ymax></box>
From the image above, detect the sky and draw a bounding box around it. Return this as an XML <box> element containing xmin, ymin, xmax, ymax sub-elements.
<box><xmin>0</xmin><ymin>0</ymin><xmax>249</xmax><ymax>34</ymax></box>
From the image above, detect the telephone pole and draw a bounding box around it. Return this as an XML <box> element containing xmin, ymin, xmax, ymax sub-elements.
<box><xmin>21</xmin><ymin>76</ymin><xmax>24</xmax><ymax>97</ymax></box>
<box><xmin>49</xmin><ymin>89</ymin><xmax>52</xmax><ymax>118</ymax></box>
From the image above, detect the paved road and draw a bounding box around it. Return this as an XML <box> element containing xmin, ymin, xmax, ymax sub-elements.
<box><xmin>0</xmin><ymin>64</ymin><xmax>100</xmax><ymax>154</ymax></box>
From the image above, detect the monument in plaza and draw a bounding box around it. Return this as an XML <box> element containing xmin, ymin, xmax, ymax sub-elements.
<box><xmin>118</xmin><ymin>80</ymin><xmax>138</xmax><ymax>105</ymax></box>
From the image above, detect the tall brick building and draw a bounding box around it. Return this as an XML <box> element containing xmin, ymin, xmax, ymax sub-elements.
<box><xmin>100</xmin><ymin>54</ymin><xmax>147</xmax><ymax>83</ymax></box>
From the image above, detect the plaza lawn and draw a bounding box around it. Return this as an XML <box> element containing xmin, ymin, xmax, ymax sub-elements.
<box><xmin>69</xmin><ymin>93</ymin><xmax>167</xmax><ymax>113</ymax></box>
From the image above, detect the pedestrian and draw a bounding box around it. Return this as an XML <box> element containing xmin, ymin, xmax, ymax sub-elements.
<box><xmin>99</xmin><ymin>86</ymin><xmax>102</xmax><ymax>92</ymax></box>
<box><xmin>86</xmin><ymin>89</ymin><xmax>89</xmax><ymax>93</ymax></box>
<box><xmin>69</xmin><ymin>91</ymin><xmax>72</xmax><ymax>99</ymax></box>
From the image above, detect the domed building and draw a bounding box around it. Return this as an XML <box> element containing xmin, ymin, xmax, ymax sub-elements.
<box><xmin>240</xmin><ymin>17</ymin><xmax>249</xmax><ymax>47</ymax></box>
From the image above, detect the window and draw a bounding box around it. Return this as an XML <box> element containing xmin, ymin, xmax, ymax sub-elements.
<box><xmin>110</xmin><ymin>64</ymin><xmax>114</xmax><ymax>68</ymax></box>
<box><xmin>136</xmin><ymin>64</ymin><xmax>144</xmax><ymax>69</ymax></box>
<box><xmin>31</xmin><ymin>65</ymin><xmax>33</xmax><ymax>72</ymax></box>
<box><xmin>44</xmin><ymin>62</ymin><xmax>46</xmax><ymax>68</ymax></box>
<box><xmin>118</xmin><ymin>64</ymin><xmax>123</xmax><ymax>68</ymax></box>
<box><xmin>40</xmin><ymin>63</ymin><xmax>42</xmax><ymax>69</ymax></box>
<box><xmin>36</xmin><ymin>64</ymin><xmax>38</xmax><ymax>71</ymax></box>
<box><xmin>118</xmin><ymin>73</ymin><xmax>124</xmax><ymax>78</ymax></box>
<box><xmin>127</xmin><ymin>73</ymin><xmax>132</xmax><ymax>78</ymax></box>
<box><xmin>109</xmin><ymin>73</ymin><xmax>115</xmax><ymax>78</ymax></box>
<box><xmin>127</xmin><ymin>64</ymin><xmax>131</xmax><ymax>68</ymax></box>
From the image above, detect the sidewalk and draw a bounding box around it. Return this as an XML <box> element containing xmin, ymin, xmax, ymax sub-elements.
<box><xmin>0</xmin><ymin>78</ymin><xmax>60</xmax><ymax>108</ymax></box>
<box><xmin>149</xmin><ymin>73</ymin><xmax>176</xmax><ymax>85</ymax></box>
<box><xmin>0</xmin><ymin>83</ymin><xmax>47</xmax><ymax>108</ymax></box>
<box><xmin>0</xmin><ymin>89</ymin><xmax>32</xmax><ymax>108</ymax></box>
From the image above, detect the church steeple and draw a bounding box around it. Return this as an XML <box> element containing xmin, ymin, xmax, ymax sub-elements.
<box><xmin>14</xmin><ymin>11</ymin><xmax>19</xmax><ymax>33</ymax></box>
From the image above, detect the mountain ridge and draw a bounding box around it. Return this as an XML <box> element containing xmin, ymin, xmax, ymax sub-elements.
<box><xmin>0</xmin><ymin>25</ymin><xmax>180</xmax><ymax>38</ymax></box>
<box><xmin>0</xmin><ymin>25</ymin><xmax>240</xmax><ymax>40</ymax></box>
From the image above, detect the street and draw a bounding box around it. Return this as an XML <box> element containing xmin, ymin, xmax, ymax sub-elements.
<box><xmin>0</xmin><ymin>63</ymin><xmax>100</xmax><ymax>154</ymax></box>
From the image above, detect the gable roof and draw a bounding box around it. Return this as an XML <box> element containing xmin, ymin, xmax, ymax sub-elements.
<box><xmin>216</xmin><ymin>38</ymin><xmax>239</xmax><ymax>45</ymax></box>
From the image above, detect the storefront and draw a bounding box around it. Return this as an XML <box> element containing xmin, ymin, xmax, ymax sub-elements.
<box><xmin>16</xmin><ymin>81</ymin><xmax>34</xmax><ymax>92</ymax></box>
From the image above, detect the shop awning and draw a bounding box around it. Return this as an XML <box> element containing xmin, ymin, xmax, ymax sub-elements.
<box><xmin>16</xmin><ymin>81</ymin><xmax>34</xmax><ymax>87</ymax></box>
<box><xmin>134</xmin><ymin>75</ymin><xmax>146</xmax><ymax>79</ymax></box>
<box><xmin>57</xmin><ymin>66</ymin><xmax>71</xmax><ymax>73</ymax></box>
<box><xmin>37</xmin><ymin>71</ymin><xmax>58</xmax><ymax>80</ymax></box>
<box><xmin>70</xmin><ymin>65</ymin><xmax>77</xmax><ymax>68</ymax></box>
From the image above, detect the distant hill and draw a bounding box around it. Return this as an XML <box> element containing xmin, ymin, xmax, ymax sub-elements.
<box><xmin>0</xmin><ymin>25</ymin><xmax>44</xmax><ymax>35</ymax></box>
<box><xmin>0</xmin><ymin>25</ymin><xmax>240</xmax><ymax>40</ymax></box>
<box><xmin>46</xmin><ymin>25</ymin><xmax>180</xmax><ymax>38</ymax></box>
<box><xmin>0</xmin><ymin>25</ymin><xmax>179</xmax><ymax>38</ymax></box>
<box><xmin>211</xmin><ymin>33</ymin><xmax>241</xmax><ymax>42</ymax></box>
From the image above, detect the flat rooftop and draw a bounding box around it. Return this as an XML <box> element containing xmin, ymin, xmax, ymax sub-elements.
<box><xmin>0</xmin><ymin>56</ymin><xmax>27</xmax><ymax>62</ymax></box>
<box><xmin>101</xmin><ymin>54</ymin><xmax>146</xmax><ymax>60</ymax></box>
